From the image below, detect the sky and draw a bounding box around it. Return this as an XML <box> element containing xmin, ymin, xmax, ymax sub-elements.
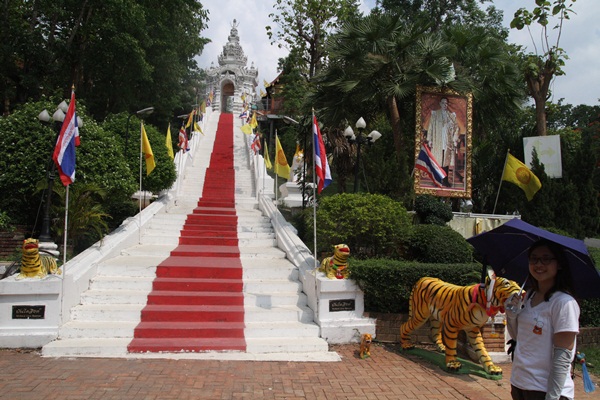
<box><xmin>196</xmin><ymin>0</ymin><xmax>600</xmax><ymax>106</ymax></box>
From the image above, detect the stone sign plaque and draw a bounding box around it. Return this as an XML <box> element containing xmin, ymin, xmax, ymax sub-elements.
<box><xmin>12</xmin><ymin>305</ymin><xmax>45</xmax><ymax>319</ymax></box>
<box><xmin>329</xmin><ymin>299</ymin><xmax>355</xmax><ymax>312</ymax></box>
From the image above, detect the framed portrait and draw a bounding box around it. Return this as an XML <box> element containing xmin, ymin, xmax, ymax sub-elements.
<box><xmin>414</xmin><ymin>85</ymin><xmax>472</xmax><ymax>198</ymax></box>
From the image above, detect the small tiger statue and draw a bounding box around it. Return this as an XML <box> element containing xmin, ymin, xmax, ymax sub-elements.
<box><xmin>318</xmin><ymin>244</ymin><xmax>350</xmax><ymax>279</ymax></box>
<box><xmin>16</xmin><ymin>238</ymin><xmax>61</xmax><ymax>280</ymax></box>
<box><xmin>400</xmin><ymin>274</ymin><xmax>521</xmax><ymax>375</ymax></box>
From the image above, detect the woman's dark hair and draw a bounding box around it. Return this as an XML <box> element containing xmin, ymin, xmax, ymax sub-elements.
<box><xmin>527</xmin><ymin>239</ymin><xmax>575</xmax><ymax>300</ymax></box>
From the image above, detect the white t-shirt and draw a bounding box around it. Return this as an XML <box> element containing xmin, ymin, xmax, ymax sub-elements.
<box><xmin>510</xmin><ymin>291</ymin><xmax>580</xmax><ymax>399</ymax></box>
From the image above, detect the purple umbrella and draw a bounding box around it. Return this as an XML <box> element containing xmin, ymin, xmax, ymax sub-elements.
<box><xmin>467</xmin><ymin>218</ymin><xmax>600</xmax><ymax>299</ymax></box>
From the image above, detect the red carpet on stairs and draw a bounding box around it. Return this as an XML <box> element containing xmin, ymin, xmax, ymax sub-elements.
<box><xmin>128</xmin><ymin>113</ymin><xmax>247</xmax><ymax>353</ymax></box>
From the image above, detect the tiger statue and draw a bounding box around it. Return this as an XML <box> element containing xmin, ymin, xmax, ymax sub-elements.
<box><xmin>318</xmin><ymin>244</ymin><xmax>350</xmax><ymax>279</ymax></box>
<box><xmin>400</xmin><ymin>275</ymin><xmax>521</xmax><ymax>375</ymax></box>
<box><xmin>16</xmin><ymin>238</ymin><xmax>61</xmax><ymax>280</ymax></box>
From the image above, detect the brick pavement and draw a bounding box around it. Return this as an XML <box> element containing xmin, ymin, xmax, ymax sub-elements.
<box><xmin>0</xmin><ymin>344</ymin><xmax>595</xmax><ymax>399</ymax></box>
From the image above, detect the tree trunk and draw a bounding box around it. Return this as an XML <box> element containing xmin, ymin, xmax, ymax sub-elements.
<box><xmin>387</xmin><ymin>96</ymin><xmax>403</xmax><ymax>158</ymax></box>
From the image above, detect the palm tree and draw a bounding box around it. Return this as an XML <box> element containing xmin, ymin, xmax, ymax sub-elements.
<box><xmin>311</xmin><ymin>13</ymin><xmax>456</xmax><ymax>159</ymax></box>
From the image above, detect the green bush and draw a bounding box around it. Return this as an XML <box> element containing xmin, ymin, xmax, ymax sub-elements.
<box><xmin>304</xmin><ymin>193</ymin><xmax>412</xmax><ymax>259</ymax></box>
<box><xmin>406</xmin><ymin>224</ymin><xmax>474</xmax><ymax>263</ymax></box>
<box><xmin>414</xmin><ymin>195</ymin><xmax>453</xmax><ymax>225</ymax></box>
<box><xmin>349</xmin><ymin>258</ymin><xmax>481</xmax><ymax>313</ymax></box>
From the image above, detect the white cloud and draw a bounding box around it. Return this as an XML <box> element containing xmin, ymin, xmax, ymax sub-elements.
<box><xmin>197</xmin><ymin>0</ymin><xmax>599</xmax><ymax>105</ymax></box>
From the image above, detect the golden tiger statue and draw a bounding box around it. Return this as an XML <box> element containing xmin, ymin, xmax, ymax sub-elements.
<box><xmin>400</xmin><ymin>275</ymin><xmax>521</xmax><ymax>375</ymax></box>
<box><xmin>319</xmin><ymin>244</ymin><xmax>350</xmax><ymax>279</ymax></box>
<box><xmin>16</xmin><ymin>238</ymin><xmax>61</xmax><ymax>280</ymax></box>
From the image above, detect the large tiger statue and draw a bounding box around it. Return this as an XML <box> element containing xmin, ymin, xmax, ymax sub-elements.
<box><xmin>318</xmin><ymin>244</ymin><xmax>350</xmax><ymax>279</ymax></box>
<box><xmin>400</xmin><ymin>275</ymin><xmax>521</xmax><ymax>375</ymax></box>
<box><xmin>16</xmin><ymin>238</ymin><xmax>61</xmax><ymax>280</ymax></box>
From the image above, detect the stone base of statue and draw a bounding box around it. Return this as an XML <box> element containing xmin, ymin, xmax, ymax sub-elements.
<box><xmin>278</xmin><ymin>181</ymin><xmax>314</xmax><ymax>208</ymax></box>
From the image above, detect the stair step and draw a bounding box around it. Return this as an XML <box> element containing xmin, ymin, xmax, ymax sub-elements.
<box><xmin>152</xmin><ymin>277</ymin><xmax>243</xmax><ymax>292</ymax></box>
<box><xmin>60</xmin><ymin>321</ymin><xmax>137</xmax><ymax>339</ymax></box>
<box><xmin>140</xmin><ymin>304</ymin><xmax>245</xmax><ymax>322</ymax></box>
<box><xmin>170</xmin><ymin>245</ymin><xmax>240</xmax><ymax>257</ymax></box>
<box><xmin>133</xmin><ymin>321</ymin><xmax>245</xmax><ymax>338</ymax></box>
<box><xmin>128</xmin><ymin>337</ymin><xmax>246</xmax><ymax>353</ymax></box>
<box><xmin>146</xmin><ymin>290</ymin><xmax>244</xmax><ymax>306</ymax></box>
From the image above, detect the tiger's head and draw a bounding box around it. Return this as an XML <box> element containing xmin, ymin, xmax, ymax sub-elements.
<box><xmin>332</xmin><ymin>244</ymin><xmax>350</xmax><ymax>266</ymax></box>
<box><xmin>488</xmin><ymin>276</ymin><xmax>522</xmax><ymax>314</ymax></box>
<box><xmin>22</xmin><ymin>238</ymin><xmax>40</xmax><ymax>257</ymax></box>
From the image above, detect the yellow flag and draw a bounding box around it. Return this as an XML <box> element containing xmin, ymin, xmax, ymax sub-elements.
<box><xmin>200</xmin><ymin>101</ymin><xmax>206</xmax><ymax>113</ymax></box>
<box><xmin>141</xmin><ymin>122</ymin><xmax>155</xmax><ymax>175</ymax></box>
<box><xmin>502</xmin><ymin>152</ymin><xmax>541</xmax><ymax>201</ymax></box>
<box><xmin>165</xmin><ymin>124</ymin><xmax>174</xmax><ymax>160</ymax></box>
<box><xmin>249</xmin><ymin>112</ymin><xmax>258</xmax><ymax>129</ymax></box>
<box><xmin>240</xmin><ymin>124</ymin><xmax>253</xmax><ymax>135</ymax></box>
<box><xmin>194</xmin><ymin>121</ymin><xmax>204</xmax><ymax>135</ymax></box>
<box><xmin>185</xmin><ymin>109</ymin><xmax>195</xmax><ymax>128</ymax></box>
<box><xmin>274</xmin><ymin>136</ymin><xmax>291</xmax><ymax>180</ymax></box>
<box><xmin>264</xmin><ymin>141</ymin><xmax>272</xmax><ymax>170</ymax></box>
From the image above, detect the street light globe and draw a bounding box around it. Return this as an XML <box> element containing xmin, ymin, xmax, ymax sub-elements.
<box><xmin>52</xmin><ymin>109</ymin><xmax>66</xmax><ymax>122</ymax></box>
<box><xmin>38</xmin><ymin>109</ymin><xmax>51</xmax><ymax>123</ymax></box>
<box><xmin>355</xmin><ymin>117</ymin><xmax>366</xmax><ymax>129</ymax></box>
<box><xmin>343</xmin><ymin>126</ymin><xmax>354</xmax><ymax>139</ymax></box>
<box><xmin>368</xmin><ymin>130</ymin><xmax>382</xmax><ymax>143</ymax></box>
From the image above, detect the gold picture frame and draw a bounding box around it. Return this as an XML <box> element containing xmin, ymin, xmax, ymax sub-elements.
<box><xmin>414</xmin><ymin>85</ymin><xmax>472</xmax><ymax>198</ymax></box>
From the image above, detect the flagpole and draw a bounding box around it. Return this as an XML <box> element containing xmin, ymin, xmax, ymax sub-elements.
<box><xmin>274</xmin><ymin>130</ymin><xmax>279</xmax><ymax>205</ymax></box>
<box><xmin>139</xmin><ymin>121</ymin><xmax>143</xmax><ymax>244</ymax></box>
<box><xmin>63</xmin><ymin>186</ymin><xmax>69</xmax><ymax>266</ymax></box>
<box><xmin>492</xmin><ymin>150</ymin><xmax>510</xmax><ymax>215</ymax></box>
<box><xmin>311</xmin><ymin>110</ymin><xmax>318</xmax><ymax>270</ymax></box>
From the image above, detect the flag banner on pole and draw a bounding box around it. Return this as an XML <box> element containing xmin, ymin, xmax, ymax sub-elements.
<box><xmin>251</xmin><ymin>134</ymin><xmax>261</xmax><ymax>154</ymax></box>
<box><xmin>415</xmin><ymin>145</ymin><xmax>446</xmax><ymax>187</ymax></box>
<box><xmin>53</xmin><ymin>89</ymin><xmax>80</xmax><ymax>186</ymax></box>
<box><xmin>141</xmin><ymin>122</ymin><xmax>155</xmax><ymax>175</ymax></box>
<box><xmin>274</xmin><ymin>135</ymin><xmax>291</xmax><ymax>180</ymax></box>
<box><xmin>502</xmin><ymin>152</ymin><xmax>542</xmax><ymax>201</ymax></box>
<box><xmin>249</xmin><ymin>112</ymin><xmax>258</xmax><ymax>129</ymax></box>
<box><xmin>165</xmin><ymin>124</ymin><xmax>174</xmax><ymax>160</ymax></box>
<box><xmin>313</xmin><ymin>115</ymin><xmax>332</xmax><ymax>193</ymax></box>
<box><xmin>239</xmin><ymin>109</ymin><xmax>248</xmax><ymax>119</ymax></box>
<box><xmin>240</xmin><ymin>124</ymin><xmax>253</xmax><ymax>135</ymax></box>
<box><xmin>193</xmin><ymin>121</ymin><xmax>204</xmax><ymax>135</ymax></box>
<box><xmin>264</xmin><ymin>141</ymin><xmax>273</xmax><ymax>170</ymax></box>
<box><xmin>185</xmin><ymin>109</ymin><xmax>195</xmax><ymax>128</ymax></box>
<box><xmin>178</xmin><ymin>126</ymin><xmax>189</xmax><ymax>153</ymax></box>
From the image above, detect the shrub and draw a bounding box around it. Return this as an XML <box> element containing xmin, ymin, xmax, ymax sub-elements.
<box><xmin>414</xmin><ymin>195</ymin><xmax>453</xmax><ymax>225</ymax></box>
<box><xmin>349</xmin><ymin>258</ymin><xmax>481</xmax><ymax>313</ymax></box>
<box><xmin>406</xmin><ymin>224</ymin><xmax>474</xmax><ymax>263</ymax></box>
<box><xmin>304</xmin><ymin>193</ymin><xmax>412</xmax><ymax>259</ymax></box>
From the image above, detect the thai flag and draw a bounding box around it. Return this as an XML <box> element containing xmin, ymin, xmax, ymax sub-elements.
<box><xmin>52</xmin><ymin>90</ymin><xmax>80</xmax><ymax>186</ymax></box>
<box><xmin>415</xmin><ymin>145</ymin><xmax>446</xmax><ymax>187</ymax></box>
<box><xmin>250</xmin><ymin>134</ymin><xmax>261</xmax><ymax>155</ymax></box>
<box><xmin>178</xmin><ymin>127</ymin><xmax>189</xmax><ymax>153</ymax></box>
<box><xmin>239</xmin><ymin>109</ymin><xmax>248</xmax><ymax>119</ymax></box>
<box><xmin>313</xmin><ymin>115</ymin><xmax>332</xmax><ymax>193</ymax></box>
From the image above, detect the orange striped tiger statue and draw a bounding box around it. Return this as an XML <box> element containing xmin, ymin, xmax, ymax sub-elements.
<box><xmin>16</xmin><ymin>238</ymin><xmax>61</xmax><ymax>280</ymax></box>
<box><xmin>400</xmin><ymin>275</ymin><xmax>521</xmax><ymax>375</ymax></box>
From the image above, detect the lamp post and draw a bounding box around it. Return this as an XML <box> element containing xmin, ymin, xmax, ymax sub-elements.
<box><xmin>125</xmin><ymin>107</ymin><xmax>154</xmax><ymax>156</ymax></box>
<box><xmin>37</xmin><ymin>101</ymin><xmax>83</xmax><ymax>252</ymax></box>
<box><xmin>343</xmin><ymin>117</ymin><xmax>382</xmax><ymax>193</ymax></box>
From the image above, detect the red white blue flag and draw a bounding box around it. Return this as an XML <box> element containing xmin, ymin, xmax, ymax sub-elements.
<box><xmin>313</xmin><ymin>115</ymin><xmax>332</xmax><ymax>193</ymax></box>
<box><xmin>415</xmin><ymin>145</ymin><xmax>446</xmax><ymax>187</ymax></box>
<box><xmin>178</xmin><ymin>126</ymin><xmax>189</xmax><ymax>153</ymax></box>
<box><xmin>52</xmin><ymin>90</ymin><xmax>80</xmax><ymax>186</ymax></box>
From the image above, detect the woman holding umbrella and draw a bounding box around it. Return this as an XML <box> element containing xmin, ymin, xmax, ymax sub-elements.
<box><xmin>506</xmin><ymin>239</ymin><xmax>580</xmax><ymax>400</ymax></box>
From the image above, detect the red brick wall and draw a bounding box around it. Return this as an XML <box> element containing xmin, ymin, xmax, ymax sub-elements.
<box><xmin>0</xmin><ymin>228</ymin><xmax>26</xmax><ymax>259</ymax></box>
<box><xmin>369</xmin><ymin>312</ymin><xmax>600</xmax><ymax>350</ymax></box>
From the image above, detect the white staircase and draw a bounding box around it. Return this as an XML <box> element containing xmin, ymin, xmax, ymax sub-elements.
<box><xmin>42</xmin><ymin>112</ymin><xmax>337</xmax><ymax>361</ymax></box>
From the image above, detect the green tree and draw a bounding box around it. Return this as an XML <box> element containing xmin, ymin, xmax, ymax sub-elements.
<box><xmin>266</xmin><ymin>0</ymin><xmax>361</xmax><ymax>79</ymax></box>
<box><xmin>510</xmin><ymin>0</ymin><xmax>576</xmax><ymax>137</ymax></box>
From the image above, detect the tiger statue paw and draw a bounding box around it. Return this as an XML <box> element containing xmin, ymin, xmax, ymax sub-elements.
<box><xmin>446</xmin><ymin>360</ymin><xmax>462</xmax><ymax>371</ymax></box>
<box><xmin>16</xmin><ymin>238</ymin><xmax>60</xmax><ymax>280</ymax></box>
<box><xmin>486</xmin><ymin>364</ymin><xmax>503</xmax><ymax>375</ymax></box>
<box><xmin>400</xmin><ymin>274</ymin><xmax>521</xmax><ymax>374</ymax></box>
<box><xmin>318</xmin><ymin>244</ymin><xmax>350</xmax><ymax>279</ymax></box>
